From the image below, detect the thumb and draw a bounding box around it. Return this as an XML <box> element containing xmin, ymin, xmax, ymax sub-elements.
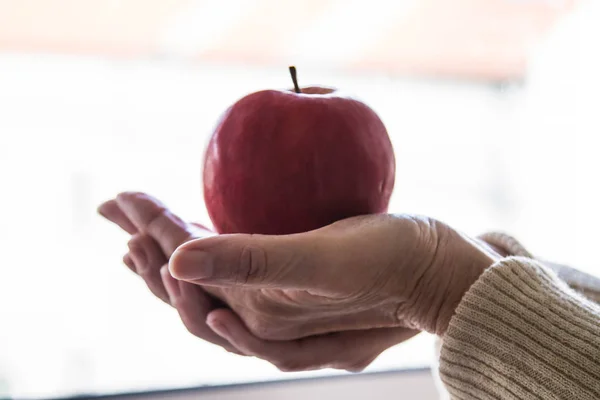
<box><xmin>169</xmin><ymin>231</ymin><xmax>339</xmax><ymax>293</ymax></box>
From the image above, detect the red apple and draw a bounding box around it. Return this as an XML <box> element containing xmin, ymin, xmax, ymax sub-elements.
<box><xmin>203</xmin><ymin>67</ymin><xmax>395</xmax><ymax>235</ymax></box>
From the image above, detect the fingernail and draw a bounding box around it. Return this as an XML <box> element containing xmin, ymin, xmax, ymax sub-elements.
<box><xmin>170</xmin><ymin>250</ymin><xmax>215</xmax><ymax>280</ymax></box>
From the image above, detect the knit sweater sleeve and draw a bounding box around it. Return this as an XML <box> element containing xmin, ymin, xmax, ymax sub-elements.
<box><xmin>479</xmin><ymin>232</ymin><xmax>600</xmax><ymax>304</ymax></box>
<box><xmin>438</xmin><ymin>257</ymin><xmax>600</xmax><ymax>400</ymax></box>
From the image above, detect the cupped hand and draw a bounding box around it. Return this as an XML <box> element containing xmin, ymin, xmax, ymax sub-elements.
<box><xmin>99</xmin><ymin>192</ymin><xmax>420</xmax><ymax>371</ymax></box>
<box><xmin>97</xmin><ymin>193</ymin><xmax>242</xmax><ymax>353</ymax></box>
<box><xmin>170</xmin><ymin>213</ymin><xmax>500</xmax><ymax>338</ymax></box>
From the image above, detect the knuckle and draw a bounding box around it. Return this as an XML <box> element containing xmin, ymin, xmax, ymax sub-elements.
<box><xmin>127</xmin><ymin>236</ymin><xmax>142</xmax><ymax>249</ymax></box>
<box><xmin>146</xmin><ymin>210</ymin><xmax>168</xmax><ymax>236</ymax></box>
<box><xmin>275</xmin><ymin>359</ymin><xmax>329</xmax><ymax>372</ymax></box>
<box><xmin>147</xmin><ymin>210</ymin><xmax>190</xmax><ymax>255</ymax></box>
<box><xmin>344</xmin><ymin>364</ymin><xmax>367</xmax><ymax>373</ymax></box>
<box><xmin>236</xmin><ymin>244</ymin><xmax>267</xmax><ymax>285</ymax></box>
<box><xmin>343</xmin><ymin>358</ymin><xmax>372</xmax><ymax>373</ymax></box>
<box><xmin>128</xmin><ymin>234</ymin><xmax>153</xmax><ymax>251</ymax></box>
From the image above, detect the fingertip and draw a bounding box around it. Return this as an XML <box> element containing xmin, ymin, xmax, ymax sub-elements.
<box><xmin>207</xmin><ymin>309</ymin><xmax>245</xmax><ymax>336</ymax></box>
<box><xmin>97</xmin><ymin>197</ymin><xmax>139</xmax><ymax>234</ymax></box>
<box><xmin>209</xmin><ymin>324</ymin><xmax>228</xmax><ymax>340</ymax></box>
<box><xmin>206</xmin><ymin>308</ymin><xmax>232</xmax><ymax>326</ymax></box>
<box><xmin>123</xmin><ymin>253</ymin><xmax>136</xmax><ymax>272</ymax></box>
<box><xmin>97</xmin><ymin>203</ymin><xmax>108</xmax><ymax>216</ymax></box>
<box><xmin>168</xmin><ymin>248</ymin><xmax>185</xmax><ymax>279</ymax></box>
<box><xmin>169</xmin><ymin>242</ymin><xmax>212</xmax><ymax>280</ymax></box>
<box><xmin>205</xmin><ymin>315</ymin><xmax>220</xmax><ymax>331</ymax></box>
<box><xmin>173</xmin><ymin>235</ymin><xmax>270</xmax><ymax>286</ymax></box>
<box><xmin>97</xmin><ymin>199</ymin><xmax>116</xmax><ymax>216</ymax></box>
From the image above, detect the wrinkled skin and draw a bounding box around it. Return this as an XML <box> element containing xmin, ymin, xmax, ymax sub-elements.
<box><xmin>99</xmin><ymin>192</ymin><xmax>498</xmax><ymax>372</ymax></box>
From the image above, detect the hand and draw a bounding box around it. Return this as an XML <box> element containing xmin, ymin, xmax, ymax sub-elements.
<box><xmin>97</xmin><ymin>192</ymin><xmax>242</xmax><ymax>354</ymax></box>
<box><xmin>99</xmin><ymin>192</ymin><xmax>419</xmax><ymax>371</ymax></box>
<box><xmin>171</xmin><ymin>214</ymin><xmax>500</xmax><ymax>338</ymax></box>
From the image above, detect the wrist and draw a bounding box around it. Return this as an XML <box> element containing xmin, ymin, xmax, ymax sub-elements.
<box><xmin>435</xmin><ymin>233</ymin><xmax>499</xmax><ymax>335</ymax></box>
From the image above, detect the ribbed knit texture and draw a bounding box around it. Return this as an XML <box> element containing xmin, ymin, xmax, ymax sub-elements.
<box><xmin>479</xmin><ymin>232</ymin><xmax>600</xmax><ymax>305</ymax></box>
<box><xmin>439</xmin><ymin>257</ymin><xmax>600</xmax><ymax>400</ymax></box>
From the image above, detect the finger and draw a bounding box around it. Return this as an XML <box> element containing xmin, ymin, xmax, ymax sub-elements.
<box><xmin>172</xmin><ymin>215</ymin><xmax>408</xmax><ymax>295</ymax></box>
<box><xmin>116</xmin><ymin>192</ymin><xmax>194</xmax><ymax>256</ymax></box>
<box><xmin>208</xmin><ymin>310</ymin><xmax>417</xmax><ymax>370</ymax></box>
<box><xmin>123</xmin><ymin>253</ymin><xmax>136</xmax><ymax>273</ymax></box>
<box><xmin>161</xmin><ymin>264</ymin><xmax>181</xmax><ymax>302</ymax></box>
<box><xmin>169</xmin><ymin>232</ymin><xmax>338</xmax><ymax>294</ymax></box>
<box><xmin>98</xmin><ymin>199</ymin><xmax>138</xmax><ymax>234</ymax></box>
<box><xmin>160</xmin><ymin>267</ymin><xmax>243</xmax><ymax>354</ymax></box>
<box><xmin>129</xmin><ymin>234</ymin><xmax>169</xmax><ymax>304</ymax></box>
<box><xmin>247</xmin><ymin>308</ymin><xmax>403</xmax><ymax>341</ymax></box>
<box><xmin>129</xmin><ymin>234</ymin><xmax>168</xmax><ymax>273</ymax></box>
<box><xmin>207</xmin><ymin>309</ymin><xmax>418</xmax><ymax>372</ymax></box>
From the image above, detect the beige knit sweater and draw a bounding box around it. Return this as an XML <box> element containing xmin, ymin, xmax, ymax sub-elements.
<box><xmin>437</xmin><ymin>234</ymin><xmax>600</xmax><ymax>400</ymax></box>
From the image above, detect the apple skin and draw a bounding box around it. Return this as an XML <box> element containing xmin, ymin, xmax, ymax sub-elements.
<box><xmin>203</xmin><ymin>86</ymin><xmax>395</xmax><ymax>235</ymax></box>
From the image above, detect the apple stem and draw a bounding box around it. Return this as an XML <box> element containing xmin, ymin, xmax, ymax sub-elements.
<box><xmin>289</xmin><ymin>66</ymin><xmax>301</xmax><ymax>93</ymax></box>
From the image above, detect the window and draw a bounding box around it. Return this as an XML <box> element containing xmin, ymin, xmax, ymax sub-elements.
<box><xmin>1</xmin><ymin>1</ymin><xmax>599</xmax><ymax>398</ymax></box>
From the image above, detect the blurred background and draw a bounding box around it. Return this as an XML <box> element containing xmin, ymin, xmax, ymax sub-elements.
<box><xmin>1</xmin><ymin>0</ymin><xmax>599</xmax><ymax>398</ymax></box>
